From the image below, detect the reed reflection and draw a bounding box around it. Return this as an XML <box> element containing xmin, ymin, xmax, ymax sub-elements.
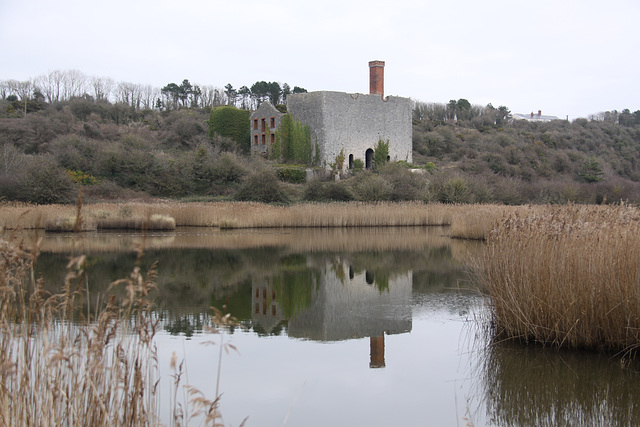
<box><xmin>477</xmin><ymin>340</ymin><xmax>640</xmax><ymax>426</ymax></box>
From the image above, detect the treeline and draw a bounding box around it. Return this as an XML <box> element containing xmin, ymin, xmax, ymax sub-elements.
<box><xmin>412</xmin><ymin>101</ymin><xmax>640</xmax><ymax>204</ymax></box>
<box><xmin>1</xmin><ymin>72</ymin><xmax>640</xmax><ymax>206</ymax></box>
<box><xmin>0</xmin><ymin>70</ymin><xmax>306</xmax><ymax>116</ymax></box>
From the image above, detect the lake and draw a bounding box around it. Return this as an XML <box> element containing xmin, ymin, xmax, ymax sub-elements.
<box><xmin>27</xmin><ymin>226</ymin><xmax>640</xmax><ymax>426</ymax></box>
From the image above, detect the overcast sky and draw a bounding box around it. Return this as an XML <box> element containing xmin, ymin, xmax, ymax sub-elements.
<box><xmin>1</xmin><ymin>0</ymin><xmax>638</xmax><ymax>119</ymax></box>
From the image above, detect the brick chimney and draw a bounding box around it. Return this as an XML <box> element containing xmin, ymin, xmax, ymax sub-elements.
<box><xmin>369</xmin><ymin>60</ymin><xmax>385</xmax><ymax>97</ymax></box>
<box><xmin>538</xmin><ymin>110</ymin><xmax>542</xmax><ymax>116</ymax></box>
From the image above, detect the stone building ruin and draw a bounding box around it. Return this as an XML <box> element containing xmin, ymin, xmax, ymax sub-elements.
<box><xmin>250</xmin><ymin>61</ymin><xmax>413</xmax><ymax>169</ymax></box>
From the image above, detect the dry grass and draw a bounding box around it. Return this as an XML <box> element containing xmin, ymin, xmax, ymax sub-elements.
<box><xmin>0</xmin><ymin>201</ymin><xmax>454</xmax><ymax>230</ymax></box>
<box><xmin>0</xmin><ymin>233</ymin><xmax>162</xmax><ymax>426</ymax></box>
<box><xmin>0</xmin><ymin>226</ymin><xmax>225</xmax><ymax>425</ymax></box>
<box><xmin>474</xmin><ymin>203</ymin><xmax>640</xmax><ymax>355</ymax></box>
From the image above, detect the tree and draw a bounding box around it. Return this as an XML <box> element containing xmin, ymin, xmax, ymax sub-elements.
<box><xmin>373</xmin><ymin>139</ymin><xmax>390</xmax><ymax>171</ymax></box>
<box><xmin>578</xmin><ymin>157</ymin><xmax>604</xmax><ymax>183</ymax></box>
<box><xmin>267</xmin><ymin>82</ymin><xmax>282</xmax><ymax>106</ymax></box>
<box><xmin>250</xmin><ymin>81</ymin><xmax>269</xmax><ymax>107</ymax></box>
<box><xmin>238</xmin><ymin>86</ymin><xmax>251</xmax><ymax>109</ymax></box>
<box><xmin>224</xmin><ymin>83</ymin><xmax>237</xmax><ymax>106</ymax></box>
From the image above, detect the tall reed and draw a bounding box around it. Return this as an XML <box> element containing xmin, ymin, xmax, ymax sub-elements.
<box><xmin>1</xmin><ymin>201</ymin><xmax>454</xmax><ymax>229</ymax></box>
<box><xmin>0</xmin><ymin>227</ymin><xmax>228</xmax><ymax>425</ymax></box>
<box><xmin>0</xmin><ymin>231</ymin><xmax>163</xmax><ymax>426</ymax></box>
<box><xmin>475</xmin><ymin>203</ymin><xmax>640</xmax><ymax>355</ymax></box>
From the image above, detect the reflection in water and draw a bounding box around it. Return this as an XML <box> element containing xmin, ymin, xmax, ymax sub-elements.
<box><xmin>23</xmin><ymin>227</ymin><xmax>640</xmax><ymax>425</ymax></box>
<box><xmin>476</xmin><ymin>340</ymin><xmax>640</xmax><ymax>426</ymax></box>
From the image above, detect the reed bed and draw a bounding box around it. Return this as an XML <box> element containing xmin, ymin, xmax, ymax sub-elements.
<box><xmin>1</xmin><ymin>201</ymin><xmax>455</xmax><ymax>230</ymax></box>
<box><xmin>0</xmin><ymin>232</ymin><xmax>224</xmax><ymax>425</ymax></box>
<box><xmin>17</xmin><ymin>226</ymin><xmax>454</xmax><ymax>256</ymax></box>
<box><xmin>475</xmin><ymin>203</ymin><xmax>640</xmax><ymax>355</ymax></box>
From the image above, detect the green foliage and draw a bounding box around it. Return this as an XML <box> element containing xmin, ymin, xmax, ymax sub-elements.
<box><xmin>436</xmin><ymin>176</ymin><xmax>472</xmax><ymax>204</ymax></box>
<box><xmin>275</xmin><ymin>114</ymin><xmax>314</xmax><ymax>165</ymax></box>
<box><xmin>373</xmin><ymin>139</ymin><xmax>390</xmax><ymax>171</ymax></box>
<box><xmin>208</xmin><ymin>106</ymin><xmax>250</xmax><ymax>154</ymax></box>
<box><xmin>352</xmin><ymin>158</ymin><xmax>364</xmax><ymax>172</ymax></box>
<box><xmin>578</xmin><ymin>157</ymin><xmax>604</xmax><ymax>183</ymax></box>
<box><xmin>277</xmin><ymin>167</ymin><xmax>307</xmax><ymax>184</ymax></box>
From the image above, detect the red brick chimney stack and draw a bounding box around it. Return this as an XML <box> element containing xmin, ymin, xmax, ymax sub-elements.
<box><xmin>369</xmin><ymin>60</ymin><xmax>385</xmax><ymax>97</ymax></box>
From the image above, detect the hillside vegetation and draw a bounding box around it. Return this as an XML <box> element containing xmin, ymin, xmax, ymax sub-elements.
<box><xmin>1</xmin><ymin>88</ymin><xmax>639</xmax><ymax>205</ymax></box>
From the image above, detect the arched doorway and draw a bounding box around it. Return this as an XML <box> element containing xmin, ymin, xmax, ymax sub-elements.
<box><xmin>365</xmin><ymin>149</ymin><xmax>374</xmax><ymax>170</ymax></box>
<box><xmin>348</xmin><ymin>154</ymin><xmax>354</xmax><ymax>169</ymax></box>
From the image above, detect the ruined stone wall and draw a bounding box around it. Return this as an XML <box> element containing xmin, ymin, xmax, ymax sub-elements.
<box><xmin>287</xmin><ymin>91</ymin><xmax>412</xmax><ymax>167</ymax></box>
<box><xmin>250</xmin><ymin>101</ymin><xmax>283</xmax><ymax>155</ymax></box>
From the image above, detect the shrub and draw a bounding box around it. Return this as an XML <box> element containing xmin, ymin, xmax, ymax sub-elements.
<box><xmin>234</xmin><ymin>168</ymin><xmax>290</xmax><ymax>204</ymax></box>
<box><xmin>20</xmin><ymin>156</ymin><xmax>75</xmax><ymax>204</ymax></box>
<box><xmin>277</xmin><ymin>167</ymin><xmax>307</xmax><ymax>184</ymax></box>
<box><xmin>435</xmin><ymin>176</ymin><xmax>472</xmax><ymax>204</ymax></box>
<box><xmin>350</xmin><ymin>171</ymin><xmax>392</xmax><ymax>202</ymax></box>
<box><xmin>379</xmin><ymin>162</ymin><xmax>428</xmax><ymax>201</ymax></box>
<box><xmin>211</xmin><ymin>152</ymin><xmax>248</xmax><ymax>184</ymax></box>
<box><xmin>352</xmin><ymin>158</ymin><xmax>364</xmax><ymax>172</ymax></box>
<box><xmin>303</xmin><ymin>179</ymin><xmax>354</xmax><ymax>202</ymax></box>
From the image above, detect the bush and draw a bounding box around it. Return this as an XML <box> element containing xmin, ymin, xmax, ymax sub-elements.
<box><xmin>234</xmin><ymin>168</ymin><xmax>290</xmax><ymax>204</ymax></box>
<box><xmin>277</xmin><ymin>167</ymin><xmax>307</xmax><ymax>183</ymax></box>
<box><xmin>303</xmin><ymin>179</ymin><xmax>354</xmax><ymax>202</ymax></box>
<box><xmin>350</xmin><ymin>171</ymin><xmax>392</xmax><ymax>201</ymax></box>
<box><xmin>379</xmin><ymin>162</ymin><xmax>428</xmax><ymax>201</ymax></box>
<box><xmin>20</xmin><ymin>156</ymin><xmax>75</xmax><ymax>204</ymax></box>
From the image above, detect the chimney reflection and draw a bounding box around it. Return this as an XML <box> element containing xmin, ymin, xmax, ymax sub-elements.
<box><xmin>369</xmin><ymin>334</ymin><xmax>386</xmax><ymax>368</ymax></box>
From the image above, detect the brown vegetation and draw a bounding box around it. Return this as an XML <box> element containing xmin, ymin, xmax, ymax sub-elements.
<box><xmin>475</xmin><ymin>203</ymin><xmax>640</xmax><ymax>355</ymax></box>
<box><xmin>0</xmin><ymin>201</ymin><xmax>455</xmax><ymax>230</ymax></box>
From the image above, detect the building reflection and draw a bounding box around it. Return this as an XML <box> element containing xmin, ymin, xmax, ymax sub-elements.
<box><xmin>251</xmin><ymin>259</ymin><xmax>412</xmax><ymax>368</ymax></box>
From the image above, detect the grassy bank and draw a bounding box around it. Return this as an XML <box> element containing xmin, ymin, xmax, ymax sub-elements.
<box><xmin>475</xmin><ymin>203</ymin><xmax>640</xmax><ymax>355</ymax></box>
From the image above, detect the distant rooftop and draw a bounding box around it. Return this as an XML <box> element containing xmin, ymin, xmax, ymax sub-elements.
<box><xmin>513</xmin><ymin>110</ymin><xmax>563</xmax><ymax>122</ymax></box>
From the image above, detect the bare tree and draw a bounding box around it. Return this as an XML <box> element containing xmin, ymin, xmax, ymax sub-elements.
<box><xmin>34</xmin><ymin>70</ymin><xmax>64</xmax><ymax>103</ymax></box>
<box><xmin>90</xmin><ymin>75</ymin><xmax>114</xmax><ymax>101</ymax></box>
<box><xmin>140</xmin><ymin>84</ymin><xmax>159</xmax><ymax>110</ymax></box>
<box><xmin>62</xmin><ymin>69</ymin><xmax>87</xmax><ymax>100</ymax></box>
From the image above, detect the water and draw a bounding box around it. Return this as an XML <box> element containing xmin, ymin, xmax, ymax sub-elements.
<box><xmin>28</xmin><ymin>227</ymin><xmax>640</xmax><ymax>426</ymax></box>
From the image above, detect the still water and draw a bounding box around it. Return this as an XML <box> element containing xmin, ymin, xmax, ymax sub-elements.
<box><xmin>31</xmin><ymin>227</ymin><xmax>640</xmax><ymax>426</ymax></box>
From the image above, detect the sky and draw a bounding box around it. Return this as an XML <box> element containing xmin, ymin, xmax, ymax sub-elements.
<box><xmin>1</xmin><ymin>0</ymin><xmax>638</xmax><ymax>120</ymax></box>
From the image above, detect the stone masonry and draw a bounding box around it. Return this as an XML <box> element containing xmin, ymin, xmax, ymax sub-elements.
<box><xmin>286</xmin><ymin>90</ymin><xmax>413</xmax><ymax>168</ymax></box>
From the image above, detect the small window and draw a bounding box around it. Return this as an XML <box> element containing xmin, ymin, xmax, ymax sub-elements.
<box><xmin>254</xmin><ymin>134</ymin><xmax>258</xmax><ymax>145</ymax></box>
<box><xmin>253</xmin><ymin>118</ymin><xmax>258</xmax><ymax>130</ymax></box>
<box><xmin>271</xmin><ymin>305</ymin><xmax>277</xmax><ymax>316</ymax></box>
<box><xmin>270</xmin><ymin>117</ymin><xmax>275</xmax><ymax>128</ymax></box>
<box><xmin>270</xmin><ymin>133</ymin><xmax>275</xmax><ymax>144</ymax></box>
<box><xmin>254</xmin><ymin>303</ymin><xmax>259</xmax><ymax>314</ymax></box>
<box><xmin>261</xmin><ymin>118</ymin><xmax>266</xmax><ymax>132</ymax></box>
<box><xmin>261</xmin><ymin>134</ymin><xmax>266</xmax><ymax>145</ymax></box>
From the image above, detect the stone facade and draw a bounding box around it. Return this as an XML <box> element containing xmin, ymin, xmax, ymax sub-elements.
<box><xmin>250</xmin><ymin>101</ymin><xmax>283</xmax><ymax>156</ymax></box>
<box><xmin>286</xmin><ymin>90</ymin><xmax>413</xmax><ymax>169</ymax></box>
